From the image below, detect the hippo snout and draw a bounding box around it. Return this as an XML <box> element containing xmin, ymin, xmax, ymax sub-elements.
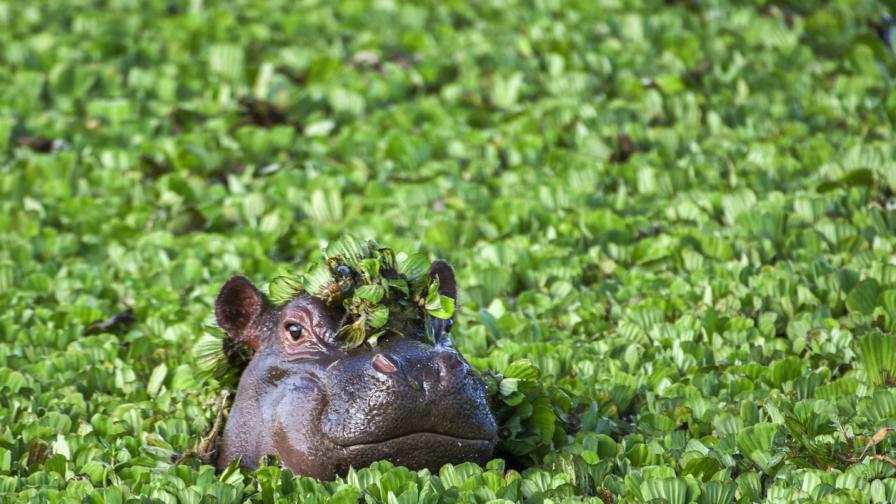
<box><xmin>319</xmin><ymin>336</ymin><xmax>498</xmax><ymax>448</ymax></box>
<box><xmin>369</xmin><ymin>346</ymin><xmax>470</xmax><ymax>390</ymax></box>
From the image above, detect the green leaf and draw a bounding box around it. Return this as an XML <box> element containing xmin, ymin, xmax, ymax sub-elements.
<box><xmin>847</xmin><ymin>278</ymin><xmax>881</xmax><ymax>315</ymax></box>
<box><xmin>360</xmin><ymin>258</ymin><xmax>381</xmax><ymax>280</ymax></box>
<box><xmin>502</xmin><ymin>360</ymin><xmax>540</xmax><ymax>381</ymax></box>
<box><xmin>499</xmin><ymin>378</ymin><xmax>519</xmax><ymax>396</ymax></box>
<box><xmin>641</xmin><ymin>477</ymin><xmax>691</xmax><ymax>504</ymax></box>
<box><xmin>306</xmin><ymin>188</ymin><xmax>343</xmax><ymax>224</ymax></box>
<box><xmin>656</xmin><ymin>74</ymin><xmax>685</xmax><ymax>94</ymax></box>
<box><xmin>303</xmin><ymin>264</ymin><xmax>335</xmax><ymax>298</ymax></box>
<box><xmin>387</xmin><ymin>278</ymin><xmax>409</xmax><ymax>296</ymax></box>
<box><xmin>699</xmin><ymin>481</ymin><xmax>738</xmax><ymax>504</ymax></box>
<box><xmin>367</xmin><ymin>305</ymin><xmax>389</xmax><ymax>329</ymax></box>
<box><xmin>327</xmin><ymin>235</ymin><xmax>367</xmax><ymax>264</ymax></box>
<box><xmin>859</xmin><ymin>332</ymin><xmax>896</xmax><ymax>386</ymax></box>
<box><xmin>531</xmin><ymin>398</ymin><xmax>556</xmax><ymax>444</ymax></box>
<box><xmin>817</xmin><ymin>168</ymin><xmax>875</xmax><ymax>192</ymax></box>
<box><xmin>209</xmin><ymin>44</ymin><xmax>244</xmax><ymax>82</ymax></box>
<box><xmin>681</xmin><ymin>457</ymin><xmax>723</xmax><ymax>482</ymax></box>
<box><xmin>338</xmin><ymin>317</ymin><xmax>368</xmax><ymax>350</ymax></box>
<box><xmin>146</xmin><ymin>363</ymin><xmax>167</xmax><ymax>398</ymax></box>
<box><xmin>355</xmin><ymin>284</ymin><xmax>385</xmax><ymax>304</ymax></box>
<box><xmin>269</xmin><ymin>274</ymin><xmax>304</xmax><ymax>305</ymax></box>
<box><xmin>192</xmin><ymin>329</ymin><xmax>251</xmax><ymax>386</ymax></box>
<box><xmin>736</xmin><ymin>423</ymin><xmax>779</xmax><ymax>472</ymax></box>
<box><xmin>490</xmin><ymin>72</ymin><xmax>524</xmax><ymax>108</ymax></box>
<box><xmin>396</xmin><ymin>251</ymin><xmax>430</xmax><ymax>281</ymax></box>
<box><xmin>426</xmin><ymin>295</ymin><xmax>455</xmax><ymax>319</ymax></box>
<box><xmin>424</xmin><ymin>280</ymin><xmax>455</xmax><ymax>319</ymax></box>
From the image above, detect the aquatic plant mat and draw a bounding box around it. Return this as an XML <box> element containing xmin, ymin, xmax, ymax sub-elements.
<box><xmin>1</xmin><ymin>0</ymin><xmax>895</xmax><ymax>501</ymax></box>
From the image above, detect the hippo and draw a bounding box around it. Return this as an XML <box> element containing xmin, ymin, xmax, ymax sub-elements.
<box><xmin>213</xmin><ymin>261</ymin><xmax>498</xmax><ymax>479</ymax></box>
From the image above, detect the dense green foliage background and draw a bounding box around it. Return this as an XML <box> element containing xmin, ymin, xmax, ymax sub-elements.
<box><xmin>2</xmin><ymin>0</ymin><xmax>896</xmax><ymax>502</ymax></box>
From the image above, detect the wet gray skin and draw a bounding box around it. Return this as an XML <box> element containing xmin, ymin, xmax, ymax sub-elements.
<box><xmin>213</xmin><ymin>261</ymin><xmax>497</xmax><ymax>479</ymax></box>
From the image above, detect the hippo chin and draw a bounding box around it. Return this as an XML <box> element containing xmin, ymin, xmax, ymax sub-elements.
<box><xmin>213</xmin><ymin>261</ymin><xmax>497</xmax><ymax>479</ymax></box>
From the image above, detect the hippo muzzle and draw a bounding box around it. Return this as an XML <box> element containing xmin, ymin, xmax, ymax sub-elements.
<box><xmin>315</xmin><ymin>337</ymin><xmax>497</xmax><ymax>472</ymax></box>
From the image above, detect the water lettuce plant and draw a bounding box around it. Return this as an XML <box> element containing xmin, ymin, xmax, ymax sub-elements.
<box><xmin>269</xmin><ymin>237</ymin><xmax>455</xmax><ymax>348</ymax></box>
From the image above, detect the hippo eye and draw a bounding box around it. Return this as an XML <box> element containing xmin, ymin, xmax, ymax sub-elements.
<box><xmin>286</xmin><ymin>323</ymin><xmax>304</xmax><ymax>341</ymax></box>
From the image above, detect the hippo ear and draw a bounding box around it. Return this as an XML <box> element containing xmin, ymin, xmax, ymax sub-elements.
<box><xmin>429</xmin><ymin>260</ymin><xmax>457</xmax><ymax>302</ymax></box>
<box><xmin>215</xmin><ymin>276</ymin><xmax>267</xmax><ymax>348</ymax></box>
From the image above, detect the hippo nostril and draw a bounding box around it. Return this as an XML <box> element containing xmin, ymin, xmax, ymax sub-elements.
<box><xmin>371</xmin><ymin>353</ymin><xmax>398</xmax><ymax>374</ymax></box>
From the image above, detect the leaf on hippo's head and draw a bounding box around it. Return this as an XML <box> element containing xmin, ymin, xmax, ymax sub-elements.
<box><xmin>325</xmin><ymin>235</ymin><xmax>369</xmax><ymax>268</ymax></box>
<box><xmin>367</xmin><ymin>305</ymin><xmax>389</xmax><ymax>329</ymax></box>
<box><xmin>244</xmin><ymin>237</ymin><xmax>450</xmax><ymax>351</ymax></box>
<box><xmin>424</xmin><ymin>278</ymin><xmax>455</xmax><ymax>319</ymax></box>
<box><xmin>338</xmin><ymin>316</ymin><xmax>368</xmax><ymax>350</ymax></box>
<box><xmin>268</xmin><ymin>274</ymin><xmax>304</xmax><ymax>305</ymax></box>
<box><xmin>397</xmin><ymin>251</ymin><xmax>430</xmax><ymax>282</ymax></box>
<box><xmin>302</xmin><ymin>237</ymin><xmax>449</xmax><ymax>349</ymax></box>
<box><xmin>355</xmin><ymin>284</ymin><xmax>385</xmax><ymax>304</ymax></box>
<box><xmin>303</xmin><ymin>263</ymin><xmax>337</xmax><ymax>300</ymax></box>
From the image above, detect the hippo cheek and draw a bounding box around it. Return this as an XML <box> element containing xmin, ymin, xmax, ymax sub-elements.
<box><xmin>270</xmin><ymin>381</ymin><xmax>343</xmax><ymax>479</ymax></box>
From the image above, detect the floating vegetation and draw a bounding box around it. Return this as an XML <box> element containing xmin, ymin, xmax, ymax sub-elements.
<box><xmin>269</xmin><ymin>237</ymin><xmax>455</xmax><ymax>349</ymax></box>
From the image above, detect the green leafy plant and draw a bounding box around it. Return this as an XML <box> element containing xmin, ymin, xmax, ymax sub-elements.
<box><xmin>2</xmin><ymin>0</ymin><xmax>896</xmax><ymax>501</ymax></box>
<box><xmin>191</xmin><ymin>236</ymin><xmax>456</xmax><ymax>384</ymax></box>
<box><xmin>269</xmin><ymin>236</ymin><xmax>455</xmax><ymax>349</ymax></box>
<box><xmin>193</xmin><ymin>326</ymin><xmax>254</xmax><ymax>386</ymax></box>
<box><xmin>484</xmin><ymin>360</ymin><xmax>573</xmax><ymax>462</ymax></box>
<box><xmin>859</xmin><ymin>331</ymin><xmax>896</xmax><ymax>386</ymax></box>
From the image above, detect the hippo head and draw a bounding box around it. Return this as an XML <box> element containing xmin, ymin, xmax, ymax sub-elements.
<box><xmin>213</xmin><ymin>261</ymin><xmax>497</xmax><ymax>479</ymax></box>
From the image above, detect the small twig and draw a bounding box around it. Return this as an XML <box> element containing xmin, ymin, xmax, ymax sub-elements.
<box><xmin>836</xmin><ymin>453</ymin><xmax>855</xmax><ymax>464</ymax></box>
<box><xmin>859</xmin><ymin>427</ymin><xmax>894</xmax><ymax>460</ymax></box>
<box><xmin>175</xmin><ymin>390</ymin><xmax>230</xmax><ymax>465</ymax></box>
<box><xmin>833</xmin><ymin>427</ymin><xmax>895</xmax><ymax>467</ymax></box>
<box><xmin>870</xmin><ymin>455</ymin><xmax>896</xmax><ymax>469</ymax></box>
